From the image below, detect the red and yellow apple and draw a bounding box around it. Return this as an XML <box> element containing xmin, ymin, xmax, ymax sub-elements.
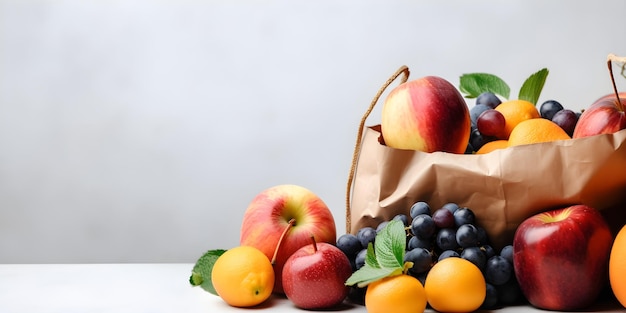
<box><xmin>573</xmin><ymin>92</ymin><xmax>626</xmax><ymax>138</ymax></box>
<box><xmin>381</xmin><ymin>76</ymin><xmax>470</xmax><ymax>153</ymax></box>
<box><xmin>512</xmin><ymin>205</ymin><xmax>613</xmax><ymax>310</ymax></box>
<box><xmin>282</xmin><ymin>237</ymin><xmax>352</xmax><ymax>309</ymax></box>
<box><xmin>240</xmin><ymin>184</ymin><xmax>337</xmax><ymax>294</ymax></box>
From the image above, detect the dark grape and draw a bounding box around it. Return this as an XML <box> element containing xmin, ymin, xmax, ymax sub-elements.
<box><xmin>453</xmin><ymin>207</ymin><xmax>476</xmax><ymax>226</ymax></box>
<box><xmin>539</xmin><ymin>100</ymin><xmax>564</xmax><ymax>120</ymax></box>
<box><xmin>376</xmin><ymin>221</ymin><xmax>389</xmax><ymax>233</ymax></box>
<box><xmin>355</xmin><ymin>249</ymin><xmax>367</xmax><ymax>270</ymax></box>
<box><xmin>336</xmin><ymin>233</ymin><xmax>362</xmax><ymax>259</ymax></box>
<box><xmin>356</xmin><ymin>227</ymin><xmax>377</xmax><ymax>249</ymax></box>
<box><xmin>470</xmin><ymin>104</ymin><xmax>491</xmax><ymax>126</ymax></box>
<box><xmin>438</xmin><ymin>249</ymin><xmax>460</xmax><ymax>262</ymax></box>
<box><xmin>392</xmin><ymin>214</ymin><xmax>410</xmax><ymax>227</ymax></box>
<box><xmin>476</xmin><ymin>92</ymin><xmax>502</xmax><ymax>109</ymax></box>
<box><xmin>441</xmin><ymin>202</ymin><xmax>460</xmax><ymax>214</ymax></box>
<box><xmin>477</xmin><ymin>109</ymin><xmax>506</xmax><ymax>138</ymax></box>
<box><xmin>432</xmin><ymin>208</ymin><xmax>455</xmax><ymax>229</ymax></box>
<box><xmin>551</xmin><ymin>109</ymin><xmax>578</xmax><ymax>137</ymax></box>
<box><xmin>436</xmin><ymin>228</ymin><xmax>458</xmax><ymax>251</ymax></box>
<box><xmin>461</xmin><ymin>246</ymin><xmax>487</xmax><ymax>271</ymax></box>
<box><xmin>410</xmin><ymin>201</ymin><xmax>431</xmax><ymax>219</ymax></box>
<box><xmin>476</xmin><ymin>227</ymin><xmax>488</xmax><ymax>245</ymax></box>
<box><xmin>485</xmin><ymin>255</ymin><xmax>513</xmax><ymax>286</ymax></box>
<box><xmin>481</xmin><ymin>244</ymin><xmax>496</xmax><ymax>260</ymax></box>
<box><xmin>405</xmin><ymin>248</ymin><xmax>434</xmax><ymax>275</ymax></box>
<box><xmin>411</xmin><ymin>214</ymin><xmax>436</xmax><ymax>239</ymax></box>
<box><xmin>497</xmin><ymin>277</ymin><xmax>523</xmax><ymax>305</ymax></box>
<box><xmin>408</xmin><ymin>235</ymin><xmax>432</xmax><ymax>250</ymax></box>
<box><xmin>456</xmin><ymin>224</ymin><xmax>480</xmax><ymax>248</ymax></box>
<box><xmin>470</xmin><ymin>126</ymin><xmax>488</xmax><ymax>151</ymax></box>
<box><xmin>347</xmin><ymin>286</ymin><xmax>366</xmax><ymax>305</ymax></box>
<box><xmin>500</xmin><ymin>245</ymin><xmax>514</xmax><ymax>265</ymax></box>
<box><xmin>482</xmin><ymin>283</ymin><xmax>499</xmax><ymax>309</ymax></box>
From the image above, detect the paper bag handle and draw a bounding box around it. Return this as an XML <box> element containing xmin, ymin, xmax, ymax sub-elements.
<box><xmin>345</xmin><ymin>65</ymin><xmax>410</xmax><ymax>232</ymax></box>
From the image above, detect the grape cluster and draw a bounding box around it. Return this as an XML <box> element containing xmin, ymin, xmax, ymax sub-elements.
<box><xmin>337</xmin><ymin>201</ymin><xmax>523</xmax><ymax>309</ymax></box>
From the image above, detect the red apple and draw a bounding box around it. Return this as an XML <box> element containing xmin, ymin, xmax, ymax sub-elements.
<box><xmin>512</xmin><ymin>205</ymin><xmax>613</xmax><ymax>310</ymax></box>
<box><xmin>381</xmin><ymin>76</ymin><xmax>470</xmax><ymax>153</ymax></box>
<box><xmin>572</xmin><ymin>92</ymin><xmax>626</xmax><ymax>138</ymax></box>
<box><xmin>240</xmin><ymin>184</ymin><xmax>337</xmax><ymax>294</ymax></box>
<box><xmin>282</xmin><ymin>237</ymin><xmax>352</xmax><ymax>309</ymax></box>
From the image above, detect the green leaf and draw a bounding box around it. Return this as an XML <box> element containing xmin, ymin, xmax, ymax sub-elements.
<box><xmin>374</xmin><ymin>220</ymin><xmax>405</xmax><ymax>269</ymax></box>
<box><xmin>345</xmin><ymin>265</ymin><xmax>401</xmax><ymax>288</ymax></box>
<box><xmin>189</xmin><ymin>249</ymin><xmax>227</xmax><ymax>295</ymax></box>
<box><xmin>459</xmin><ymin>73</ymin><xmax>510</xmax><ymax>99</ymax></box>
<box><xmin>518</xmin><ymin>68</ymin><xmax>549</xmax><ymax>105</ymax></box>
<box><xmin>364</xmin><ymin>243</ymin><xmax>379</xmax><ymax>268</ymax></box>
<box><xmin>344</xmin><ymin>220</ymin><xmax>407</xmax><ymax>288</ymax></box>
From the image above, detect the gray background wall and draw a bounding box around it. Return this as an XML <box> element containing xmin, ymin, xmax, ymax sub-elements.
<box><xmin>1</xmin><ymin>0</ymin><xmax>625</xmax><ymax>263</ymax></box>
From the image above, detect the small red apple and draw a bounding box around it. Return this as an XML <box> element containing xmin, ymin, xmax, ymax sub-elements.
<box><xmin>381</xmin><ymin>76</ymin><xmax>470</xmax><ymax>153</ymax></box>
<box><xmin>282</xmin><ymin>236</ymin><xmax>352</xmax><ymax>309</ymax></box>
<box><xmin>512</xmin><ymin>205</ymin><xmax>613</xmax><ymax>310</ymax></box>
<box><xmin>572</xmin><ymin>92</ymin><xmax>626</xmax><ymax>138</ymax></box>
<box><xmin>239</xmin><ymin>184</ymin><xmax>337</xmax><ymax>294</ymax></box>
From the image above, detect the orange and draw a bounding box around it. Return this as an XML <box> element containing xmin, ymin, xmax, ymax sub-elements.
<box><xmin>508</xmin><ymin>118</ymin><xmax>571</xmax><ymax>147</ymax></box>
<box><xmin>365</xmin><ymin>274</ymin><xmax>427</xmax><ymax>313</ymax></box>
<box><xmin>475</xmin><ymin>139</ymin><xmax>509</xmax><ymax>154</ymax></box>
<box><xmin>211</xmin><ymin>246</ymin><xmax>274</xmax><ymax>307</ymax></box>
<box><xmin>494</xmin><ymin>99</ymin><xmax>541</xmax><ymax>138</ymax></box>
<box><xmin>424</xmin><ymin>257</ymin><xmax>486</xmax><ymax>313</ymax></box>
<box><xmin>610</xmin><ymin>225</ymin><xmax>626</xmax><ymax>308</ymax></box>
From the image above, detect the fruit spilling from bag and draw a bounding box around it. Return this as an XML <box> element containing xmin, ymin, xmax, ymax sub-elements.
<box><xmin>189</xmin><ymin>54</ymin><xmax>626</xmax><ymax>313</ymax></box>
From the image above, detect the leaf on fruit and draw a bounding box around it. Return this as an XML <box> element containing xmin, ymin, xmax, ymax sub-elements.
<box><xmin>189</xmin><ymin>249</ymin><xmax>227</xmax><ymax>295</ymax></box>
<box><xmin>364</xmin><ymin>243</ymin><xmax>379</xmax><ymax>268</ymax></box>
<box><xmin>459</xmin><ymin>73</ymin><xmax>511</xmax><ymax>99</ymax></box>
<box><xmin>518</xmin><ymin>68</ymin><xmax>549</xmax><ymax>105</ymax></box>
<box><xmin>345</xmin><ymin>265</ymin><xmax>402</xmax><ymax>288</ymax></box>
<box><xmin>374</xmin><ymin>220</ymin><xmax>405</xmax><ymax>269</ymax></box>
<box><xmin>345</xmin><ymin>220</ymin><xmax>406</xmax><ymax>288</ymax></box>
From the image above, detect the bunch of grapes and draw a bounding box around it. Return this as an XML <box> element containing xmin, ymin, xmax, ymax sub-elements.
<box><xmin>337</xmin><ymin>201</ymin><xmax>524</xmax><ymax>309</ymax></box>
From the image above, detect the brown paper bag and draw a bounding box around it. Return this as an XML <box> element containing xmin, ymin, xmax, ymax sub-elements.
<box><xmin>346</xmin><ymin>66</ymin><xmax>626</xmax><ymax>248</ymax></box>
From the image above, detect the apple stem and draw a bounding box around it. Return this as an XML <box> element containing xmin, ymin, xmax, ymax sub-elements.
<box><xmin>607</xmin><ymin>53</ymin><xmax>625</xmax><ymax>112</ymax></box>
<box><xmin>310</xmin><ymin>234</ymin><xmax>318</xmax><ymax>253</ymax></box>
<box><xmin>271</xmin><ymin>218</ymin><xmax>296</xmax><ymax>265</ymax></box>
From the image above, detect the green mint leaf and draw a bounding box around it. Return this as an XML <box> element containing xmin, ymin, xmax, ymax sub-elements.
<box><xmin>364</xmin><ymin>242</ymin><xmax>380</xmax><ymax>268</ymax></box>
<box><xmin>345</xmin><ymin>220</ymin><xmax>408</xmax><ymax>288</ymax></box>
<box><xmin>374</xmin><ymin>220</ymin><xmax>405</xmax><ymax>269</ymax></box>
<box><xmin>345</xmin><ymin>265</ymin><xmax>400</xmax><ymax>288</ymax></box>
<box><xmin>189</xmin><ymin>249</ymin><xmax>227</xmax><ymax>295</ymax></box>
<box><xmin>518</xmin><ymin>68</ymin><xmax>549</xmax><ymax>105</ymax></box>
<box><xmin>459</xmin><ymin>73</ymin><xmax>510</xmax><ymax>99</ymax></box>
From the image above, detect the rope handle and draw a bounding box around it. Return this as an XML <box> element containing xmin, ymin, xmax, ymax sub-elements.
<box><xmin>345</xmin><ymin>65</ymin><xmax>410</xmax><ymax>232</ymax></box>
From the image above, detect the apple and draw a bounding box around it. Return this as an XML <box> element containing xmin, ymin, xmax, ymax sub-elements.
<box><xmin>381</xmin><ymin>75</ymin><xmax>470</xmax><ymax>153</ymax></box>
<box><xmin>572</xmin><ymin>92</ymin><xmax>626</xmax><ymax>138</ymax></box>
<box><xmin>573</xmin><ymin>54</ymin><xmax>626</xmax><ymax>138</ymax></box>
<box><xmin>512</xmin><ymin>205</ymin><xmax>613</xmax><ymax>310</ymax></box>
<box><xmin>282</xmin><ymin>236</ymin><xmax>352</xmax><ymax>309</ymax></box>
<box><xmin>240</xmin><ymin>184</ymin><xmax>337</xmax><ymax>294</ymax></box>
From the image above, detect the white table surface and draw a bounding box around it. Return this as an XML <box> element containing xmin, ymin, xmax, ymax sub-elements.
<box><xmin>0</xmin><ymin>263</ymin><xmax>622</xmax><ymax>313</ymax></box>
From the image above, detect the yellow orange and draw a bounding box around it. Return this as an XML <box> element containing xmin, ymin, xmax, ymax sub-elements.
<box><xmin>476</xmin><ymin>139</ymin><xmax>509</xmax><ymax>154</ymax></box>
<box><xmin>494</xmin><ymin>100</ymin><xmax>540</xmax><ymax>138</ymax></box>
<box><xmin>508</xmin><ymin>118</ymin><xmax>571</xmax><ymax>147</ymax></box>
<box><xmin>211</xmin><ymin>246</ymin><xmax>274</xmax><ymax>307</ymax></box>
<box><xmin>365</xmin><ymin>274</ymin><xmax>427</xmax><ymax>313</ymax></box>
<box><xmin>424</xmin><ymin>257</ymin><xmax>486</xmax><ymax>313</ymax></box>
<box><xmin>610</xmin><ymin>225</ymin><xmax>626</xmax><ymax>308</ymax></box>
